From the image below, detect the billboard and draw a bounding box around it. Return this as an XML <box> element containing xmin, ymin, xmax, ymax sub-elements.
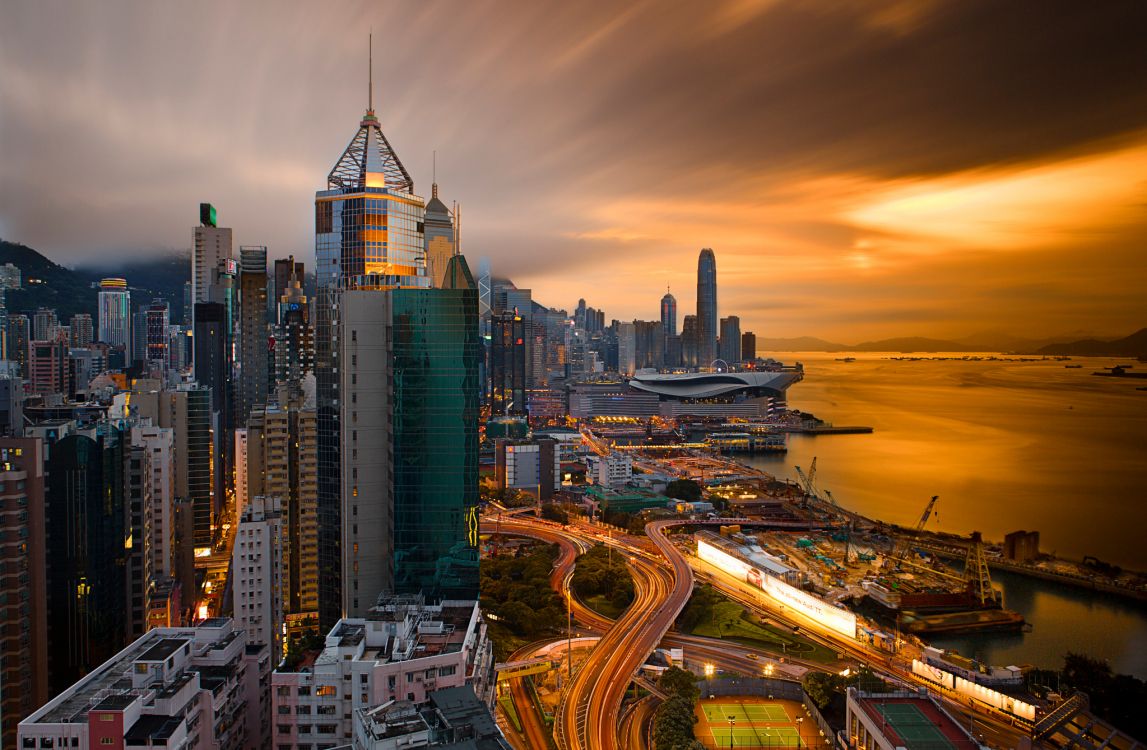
<box><xmin>698</xmin><ymin>537</ymin><xmax>858</xmax><ymax>638</ymax></box>
<box><xmin>912</xmin><ymin>659</ymin><xmax>1036</xmax><ymax>722</ymax></box>
<box><xmin>200</xmin><ymin>202</ymin><xmax>217</xmax><ymax>227</ymax></box>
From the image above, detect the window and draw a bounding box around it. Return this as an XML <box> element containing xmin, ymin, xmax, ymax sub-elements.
<box><xmin>315</xmin><ymin>685</ymin><xmax>336</xmax><ymax>697</ymax></box>
<box><xmin>297</xmin><ymin>686</ymin><xmax>311</xmax><ymax>696</ymax></box>
<box><xmin>278</xmin><ymin>705</ymin><xmax>290</xmax><ymax>714</ymax></box>
<box><xmin>438</xmin><ymin>665</ymin><xmax>456</xmax><ymax>677</ymax></box>
<box><xmin>296</xmin><ymin>705</ymin><xmax>311</xmax><ymax>714</ymax></box>
<box><xmin>277</xmin><ymin>685</ymin><xmax>291</xmax><ymax>696</ymax></box>
<box><xmin>276</xmin><ymin>724</ymin><xmax>292</xmax><ymax>734</ymax></box>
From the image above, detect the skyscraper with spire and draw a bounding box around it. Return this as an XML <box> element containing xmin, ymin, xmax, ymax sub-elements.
<box><xmin>315</xmin><ymin>42</ymin><xmax>477</xmax><ymax>627</ymax></box>
<box><xmin>423</xmin><ymin>155</ymin><xmax>456</xmax><ymax>289</ymax></box>
<box><xmin>696</xmin><ymin>248</ymin><xmax>718</xmax><ymax>367</ymax></box>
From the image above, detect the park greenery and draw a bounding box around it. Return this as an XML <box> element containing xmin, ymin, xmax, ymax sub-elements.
<box><xmin>653</xmin><ymin>667</ymin><xmax>706</xmax><ymax>750</ymax></box>
<box><xmin>479</xmin><ymin>543</ymin><xmax>565</xmax><ymax>661</ymax></box>
<box><xmin>571</xmin><ymin>543</ymin><xmax>635</xmax><ymax>619</ymax></box>
<box><xmin>802</xmin><ymin>667</ymin><xmax>888</xmax><ymax>709</ymax></box>
<box><xmin>676</xmin><ymin>585</ymin><xmax>836</xmax><ymax>663</ymax></box>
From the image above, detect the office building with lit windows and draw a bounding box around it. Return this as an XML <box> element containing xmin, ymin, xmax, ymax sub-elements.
<box><xmin>696</xmin><ymin>248</ymin><xmax>718</xmax><ymax>366</ymax></box>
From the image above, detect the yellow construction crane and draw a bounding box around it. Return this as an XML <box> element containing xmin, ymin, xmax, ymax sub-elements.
<box><xmin>891</xmin><ymin>495</ymin><xmax>939</xmax><ymax>566</ymax></box>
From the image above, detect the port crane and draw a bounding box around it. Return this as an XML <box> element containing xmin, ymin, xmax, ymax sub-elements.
<box><xmin>891</xmin><ymin>495</ymin><xmax>939</xmax><ymax>566</ymax></box>
<box><xmin>794</xmin><ymin>457</ymin><xmax>821</xmax><ymax>508</ymax></box>
<box><xmin>890</xmin><ymin>496</ymin><xmax>1002</xmax><ymax>606</ymax></box>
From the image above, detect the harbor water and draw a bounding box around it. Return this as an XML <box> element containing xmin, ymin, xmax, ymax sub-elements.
<box><xmin>743</xmin><ymin>352</ymin><xmax>1147</xmax><ymax>678</ymax></box>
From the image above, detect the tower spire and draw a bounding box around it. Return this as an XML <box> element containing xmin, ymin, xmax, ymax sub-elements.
<box><xmin>368</xmin><ymin>31</ymin><xmax>373</xmax><ymax>113</ymax></box>
<box><xmin>432</xmin><ymin>150</ymin><xmax>438</xmax><ymax>198</ymax></box>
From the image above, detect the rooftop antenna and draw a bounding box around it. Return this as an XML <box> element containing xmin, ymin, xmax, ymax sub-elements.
<box><xmin>433</xmin><ymin>150</ymin><xmax>438</xmax><ymax>199</ymax></box>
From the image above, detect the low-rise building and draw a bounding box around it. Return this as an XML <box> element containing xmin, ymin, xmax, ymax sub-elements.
<box><xmin>19</xmin><ymin>618</ymin><xmax>268</xmax><ymax>750</ymax></box>
<box><xmin>845</xmin><ymin>687</ymin><xmax>980</xmax><ymax>750</ymax></box>
<box><xmin>584</xmin><ymin>452</ymin><xmax>632</xmax><ymax>488</ymax></box>
<box><xmin>272</xmin><ymin>597</ymin><xmax>496</xmax><ymax>749</ymax></box>
<box><xmin>494</xmin><ymin>438</ymin><xmax>559</xmax><ymax>499</ymax></box>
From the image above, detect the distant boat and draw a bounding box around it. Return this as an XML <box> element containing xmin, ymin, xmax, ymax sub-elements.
<box><xmin>1065</xmin><ymin>364</ymin><xmax>1083</xmax><ymax>369</ymax></box>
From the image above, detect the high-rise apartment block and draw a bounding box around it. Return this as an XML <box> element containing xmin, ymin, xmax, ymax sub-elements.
<box><xmin>0</xmin><ymin>438</ymin><xmax>48</xmax><ymax>748</ymax></box>
<box><xmin>32</xmin><ymin>307</ymin><xmax>59</xmax><ymax>342</ymax></box>
<box><xmin>237</xmin><ymin>245</ymin><xmax>269</xmax><ymax>425</ymax></box>
<box><xmin>274</xmin><ymin>273</ymin><xmax>313</xmax><ymax>402</ymax></box>
<box><xmin>233</xmin><ymin>494</ymin><xmax>285</xmax><ymax>656</ymax></box>
<box><xmin>69</xmin><ymin>312</ymin><xmax>94</xmax><ymax>347</ymax></box>
<box><xmin>246</xmin><ymin>400</ymin><xmax>319</xmax><ymax>638</ymax></box>
<box><xmin>193</xmin><ymin>203</ymin><xmax>234</xmax><ymax>305</ymax></box>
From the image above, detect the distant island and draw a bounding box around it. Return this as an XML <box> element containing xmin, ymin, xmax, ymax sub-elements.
<box><xmin>758</xmin><ymin>330</ymin><xmax>1146</xmax><ymax>357</ymax></box>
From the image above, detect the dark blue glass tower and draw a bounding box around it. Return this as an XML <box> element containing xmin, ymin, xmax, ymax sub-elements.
<box><xmin>697</xmin><ymin>248</ymin><xmax>718</xmax><ymax>367</ymax></box>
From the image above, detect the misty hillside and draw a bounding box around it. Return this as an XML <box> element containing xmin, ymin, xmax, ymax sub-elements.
<box><xmin>0</xmin><ymin>239</ymin><xmax>190</xmax><ymax>323</ymax></box>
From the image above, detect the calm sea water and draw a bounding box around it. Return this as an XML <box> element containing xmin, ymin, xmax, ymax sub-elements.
<box><xmin>743</xmin><ymin>352</ymin><xmax>1147</xmax><ymax>678</ymax></box>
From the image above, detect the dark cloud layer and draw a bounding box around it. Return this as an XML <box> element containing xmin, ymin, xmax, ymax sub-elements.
<box><xmin>2</xmin><ymin>0</ymin><xmax>1146</xmax><ymax>338</ymax></box>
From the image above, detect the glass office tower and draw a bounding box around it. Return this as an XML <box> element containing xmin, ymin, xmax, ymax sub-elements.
<box><xmin>696</xmin><ymin>248</ymin><xmax>718</xmax><ymax>367</ymax></box>
<box><xmin>315</xmin><ymin>103</ymin><xmax>427</xmax><ymax>629</ymax></box>
<box><xmin>391</xmin><ymin>255</ymin><xmax>480</xmax><ymax>600</ymax></box>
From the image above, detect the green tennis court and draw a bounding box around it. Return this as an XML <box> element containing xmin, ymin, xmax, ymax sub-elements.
<box><xmin>874</xmin><ymin>703</ymin><xmax>956</xmax><ymax>750</ymax></box>
<box><xmin>701</xmin><ymin>702</ymin><xmax>789</xmax><ymax>724</ymax></box>
<box><xmin>710</xmin><ymin>726</ymin><xmax>800</xmax><ymax>747</ymax></box>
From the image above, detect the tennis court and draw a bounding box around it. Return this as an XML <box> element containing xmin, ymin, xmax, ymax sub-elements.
<box><xmin>873</xmin><ymin>703</ymin><xmax>956</xmax><ymax>750</ymax></box>
<box><xmin>697</xmin><ymin>697</ymin><xmax>805</xmax><ymax>749</ymax></box>
<box><xmin>702</xmin><ymin>703</ymin><xmax>789</xmax><ymax>724</ymax></box>
<box><xmin>711</xmin><ymin>726</ymin><xmax>800</xmax><ymax>747</ymax></box>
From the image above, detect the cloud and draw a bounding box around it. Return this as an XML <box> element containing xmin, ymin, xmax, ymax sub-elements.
<box><xmin>1</xmin><ymin>0</ymin><xmax>1146</xmax><ymax>339</ymax></box>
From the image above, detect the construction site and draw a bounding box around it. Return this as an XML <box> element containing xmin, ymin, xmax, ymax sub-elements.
<box><xmin>704</xmin><ymin>459</ymin><xmax>1027</xmax><ymax>637</ymax></box>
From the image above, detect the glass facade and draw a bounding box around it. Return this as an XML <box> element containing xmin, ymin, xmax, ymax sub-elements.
<box><xmin>697</xmin><ymin>248</ymin><xmax>718</xmax><ymax>366</ymax></box>
<box><xmin>390</xmin><ymin>285</ymin><xmax>480</xmax><ymax>600</ymax></box>
<box><xmin>98</xmin><ymin>278</ymin><xmax>130</xmax><ymax>347</ymax></box>
<box><xmin>316</xmin><ymin>176</ymin><xmax>428</xmax><ymax>628</ymax></box>
<box><xmin>45</xmin><ymin>428</ymin><xmax>126</xmax><ymax>695</ymax></box>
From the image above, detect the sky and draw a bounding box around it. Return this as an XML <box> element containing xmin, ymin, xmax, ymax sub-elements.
<box><xmin>2</xmin><ymin>0</ymin><xmax>1146</xmax><ymax>342</ymax></box>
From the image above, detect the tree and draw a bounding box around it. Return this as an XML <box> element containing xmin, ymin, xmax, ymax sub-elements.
<box><xmin>802</xmin><ymin>672</ymin><xmax>839</xmax><ymax>709</ymax></box>
<box><xmin>659</xmin><ymin>667</ymin><xmax>700</xmax><ymax>701</ymax></box>
<box><xmin>540</xmin><ymin>503</ymin><xmax>569</xmax><ymax>524</ymax></box>
<box><xmin>666</xmin><ymin>479</ymin><xmax>702</xmax><ymax>502</ymax></box>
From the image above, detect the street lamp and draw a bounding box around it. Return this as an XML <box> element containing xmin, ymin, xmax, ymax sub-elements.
<box><xmin>728</xmin><ymin>716</ymin><xmax>736</xmax><ymax>750</ymax></box>
<box><xmin>796</xmin><ymin>717</ymin><xmax>804</xmax><ymax>748</ymax></box>
<box><xmin>704</xmin><ymin>663</ymin><xmax>715</xmax><ymax>698</ymax></box>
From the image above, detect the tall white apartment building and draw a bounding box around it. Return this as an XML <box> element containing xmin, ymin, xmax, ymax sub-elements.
<box><xmin>233</xmin><ymin>495</ymin><xmax>284</xmax><ymax>657</ymax></box>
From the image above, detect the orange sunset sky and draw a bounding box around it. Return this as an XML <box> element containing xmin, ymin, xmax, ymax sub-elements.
<box><xmin>2</xmin><ymin>1</ymin><xmax>1146</xmax><ymax>341</ymax></box>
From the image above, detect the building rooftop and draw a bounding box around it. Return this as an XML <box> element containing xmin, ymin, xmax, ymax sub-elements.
<box><xmin>123</xmin><ymin>714</ymin><xmax>183</xmax><ymax>743</ymax></box>
<box><xmin>139</xmin><ymin>637</ymin><xmax>188</xmax><ymax>662</ymax></box>
<box><xmin>853</xmin><ymin>691</ymin><xmax>978</xmax><ymax>749</ymax></box>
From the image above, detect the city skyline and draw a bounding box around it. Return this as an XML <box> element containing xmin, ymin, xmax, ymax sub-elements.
<box><xmin>3</xmin><ymin>1</ymin><xmax>1147</xmax><ymax>341</ymax></box>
